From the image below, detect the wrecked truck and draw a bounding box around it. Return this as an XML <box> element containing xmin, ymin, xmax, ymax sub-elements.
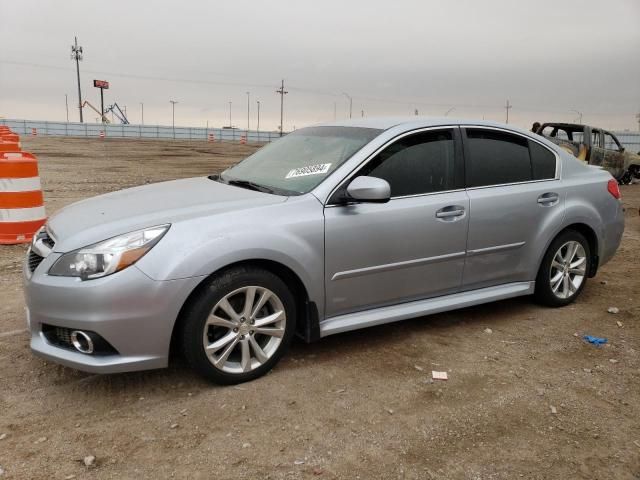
<box><xmin>537</xmin><ymin>122</ymin><xmax>640</xmax><ymax>184</ymax></box>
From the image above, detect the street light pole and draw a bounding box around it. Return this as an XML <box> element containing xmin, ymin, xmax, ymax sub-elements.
<box><xmin>246</xmin><ymin>92</ymin><xmax>250</xmax><ymax>131</ymax></box>
<box><xmin>228</xmin><ymin>101</ymin><xmax>232</xmax><ymax>128</ymax></box>
<box><xmin>65</xmin><ymin>94</ymin><xmax>69</xmax><ymax>122</ymax></box>
<box><xmin>140</xmin><ymin>102</ymin><xmax>144</xmax><ymax>125</ymax></box>
<box><xmin>169</xmin><ymin>100</ymin><xmax>178</xmax><ymax>139</ymax></box>
<box><xmin>444</xmin><ymin>107</ymin><xmax>455</xmax><ymax>116</ymax></box>
<box><xmin>256</xmin><ymin>100</ymin><xmax>260</xmax><ymax>133</ymax></box>
<box><xmin>342</xmin><ymin>92</ymin><xmax>352</xmax><ymax>119</ymax></box>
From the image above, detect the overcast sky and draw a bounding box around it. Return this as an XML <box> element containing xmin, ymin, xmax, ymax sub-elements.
<box><xmin>1</xmin><ymin>0</ymin><xmax>639</xmax><ymax>131</ymax></box>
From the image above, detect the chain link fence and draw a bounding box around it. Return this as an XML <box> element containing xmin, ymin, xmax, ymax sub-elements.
<box><xmin>1</xmin><ymin>118</ymin><xmax>638</xmax><ymax>152</ymax></box>
<box><xmin>0</xmin><ymin>118</ymin><xmax>283</xmax><ymax>143</ymax></box>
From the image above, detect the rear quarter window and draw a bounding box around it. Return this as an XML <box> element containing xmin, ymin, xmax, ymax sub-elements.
<box><xmin>529</xmin><ymin>141</ymin><xmax>557</xmax><ymax>180</ymax></box>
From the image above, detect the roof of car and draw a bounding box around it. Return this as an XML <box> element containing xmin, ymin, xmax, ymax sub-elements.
<box><xmin>315</xmin><ymin>116</ymin><xmax>531</xmax><ymax>133</ymax></box>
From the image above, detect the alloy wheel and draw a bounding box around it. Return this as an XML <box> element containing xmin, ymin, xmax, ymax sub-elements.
<box><xmin>202</xmin><ymin>286</ymin><xmax>286</xmax><ymax>374</ymax></box>
<box><xmin>549</xmin><ymin>241</ymin><xmax>587</xmax><ymax>299</ymax></box>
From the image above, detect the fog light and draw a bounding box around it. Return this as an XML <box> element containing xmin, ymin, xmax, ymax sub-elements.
<box><xmin>70</xmin><ymin>330</ymin><xmax>94</xmax><ymax>354</ymax></box>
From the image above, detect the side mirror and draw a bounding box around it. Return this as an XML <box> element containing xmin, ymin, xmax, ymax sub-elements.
<box><xmin>345</xmin><ymin>176</ymin><xmax>391</xmax><ymax>203</ymax></box>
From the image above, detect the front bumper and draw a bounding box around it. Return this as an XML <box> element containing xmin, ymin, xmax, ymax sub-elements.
<box><xmin>24</xmin><ymin>252</ymin><xmax>203</xmax><ymax>374</ymax></box>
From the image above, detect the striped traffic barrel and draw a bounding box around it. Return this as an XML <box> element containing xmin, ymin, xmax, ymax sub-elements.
<box><xmin>0</xmin><ymin>151</ymin><xmax>46</xmax><ymax>244</ymax></box>
<box><xmin>0</xmin><ymin>133</ymin><xmax>20</xmax><ymax>143</ymax></box>
<box><xmin>0</xmin><ymin>141</ymin><xmax>21</xmax><ymax>152</ymax></box>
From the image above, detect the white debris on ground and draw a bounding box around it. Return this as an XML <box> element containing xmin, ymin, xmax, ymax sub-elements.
<box><xmin>432</xmin><ymin>371</ymin><xmax>448</xmax><ymax>381</ymax></box>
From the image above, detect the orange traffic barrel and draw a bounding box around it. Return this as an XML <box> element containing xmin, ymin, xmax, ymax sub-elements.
<box><xmin>0</xmin><ymin>133</ymin><xmax>20</xmax><ymax>143</ymax></box>
<box><xmin>0</xmin><ymin>141</ymin><xmax>21</xmax><ymax>152</ymax></box>
<box><xmin>0</xmin><ymin>151</ymin><xmax>46</xmax><ymax>244</ymax></box>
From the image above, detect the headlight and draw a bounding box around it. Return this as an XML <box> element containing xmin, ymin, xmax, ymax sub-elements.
<box><xmin>49</xmin><ymin>225</ymin><xmax>170</xmax><ymax>280</ymax></box>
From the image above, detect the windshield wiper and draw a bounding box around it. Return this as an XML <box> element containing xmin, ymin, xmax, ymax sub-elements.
<box><xmin>226</xmin><ymin>179</ymin><xmax>275</xmax><ymax>194</ymax></box>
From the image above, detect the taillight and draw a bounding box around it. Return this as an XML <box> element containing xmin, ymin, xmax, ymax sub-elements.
<box><xmin>607</xmin><ymin>179</ymin><xmax>621</xmax><ymax>199</ymax></box>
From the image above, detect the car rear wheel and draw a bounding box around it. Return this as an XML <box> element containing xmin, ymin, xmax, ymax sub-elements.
<box><xmin>181</xmin><ymin>266</ymin><xmax>296</xmax><ymax>384</ymax></box>
<box><xmin>534</xmin><ymin>230</ymin><xmax>590</xmax><ymax>307</ymax></box>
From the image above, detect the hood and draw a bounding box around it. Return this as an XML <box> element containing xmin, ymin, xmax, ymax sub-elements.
<box><xmin>48</xmin><ymin>177</ymin><xmax>286</xmax><ymax>252</ymax></box>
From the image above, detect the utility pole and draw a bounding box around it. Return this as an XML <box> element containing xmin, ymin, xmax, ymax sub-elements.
<box><xmin>361</xmin><ymin>109</ymin><xmax>364</xmax><ymax>118</ymax></box>
<box><xmin>71</xmin><ymin>36</ymin><xmax>84</xmax><ymax>123</ymax></box>
<box><xmin>333</xmin><ymin>102</ymin><xmax>337</xmax><ymax>120</ymax></box>
<box><xmin>140</xmin><ymin>102</ymin><xmax>144</xmax><ymax>125</ymax></box>
<box><xmin>636</xmin><ymin>111</ymin><xmax>640</xmax><ymax>132</ymax></box>
<box><xmin>65</xmin><ymin>94</ymin><xmax>69</xmax><ymax>122</ymax></box>
<box><xmin>246</xmin><ymin>92</ymin><xmax>250</xmax><ymax>131</ymax></box>
<box><xmin>276</xmin><ymin>79</ymin><xmax>288</xmax><ymax>136</ymax></box>
<box><xmin>256</xmin><ymin>100</ymin><xmax>260</xmax><ymax>133</ymax></box>
<box><xmin>342</xmin><ymin>92</ymin><xmax>352</xmax><ymax>119</ymax></box>
<box><xmin>228</xmin><ymin>101</ymin><xmax>232</xmax><ymax>128</ymax></box>
<box><xmin>505</xmin><ymin>99</ymin><xmax>512</xmax><ymax>124</ymax></box>
<box><xmin>169</xmin><ymin>100</ymin><xmax>178</xmax><ymax>139</ymax></box>
<box><xmin>571</xmin><ymin>109</ymin><xmax>583</xmax><ymax>124</ymax></box>
<box><xmin>414</xmin><ymin>109</ymin><xmax>419</xmax><ymax>116</ymax></box>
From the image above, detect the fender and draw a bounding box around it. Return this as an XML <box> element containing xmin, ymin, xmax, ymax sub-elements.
<box><xmin>135</xmin><ymin>197</ymin><xmax>326</xmax><ymax>318</ymax></box>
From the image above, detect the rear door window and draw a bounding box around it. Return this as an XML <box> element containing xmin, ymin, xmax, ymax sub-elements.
<box><xmin>464</xmin><ymin>128</ymin><xmax>556</xmax><ymax>187</ymax></box>
<box><xmin>464</xmin><ymin>129</ymin><xmax>532</xmax><ymax>187</ymax></box>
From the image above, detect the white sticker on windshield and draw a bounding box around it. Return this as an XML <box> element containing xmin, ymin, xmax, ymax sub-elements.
<box><xmin>285</xmin><ymin>163</ymin><xmax>332</xmax><ymax>179</ymax></box>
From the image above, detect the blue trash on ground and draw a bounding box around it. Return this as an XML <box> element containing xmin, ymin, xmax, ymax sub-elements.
<box><xmin>583</xmin><ymin>335</ymin><xmax>608</xmax><ymax>346</ymax></box>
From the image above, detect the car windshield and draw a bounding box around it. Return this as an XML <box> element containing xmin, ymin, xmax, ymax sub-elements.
<box><xmin>218</xmin><ymin>126</ymin><xmax>382</xmax><ymax>195</ymax></box>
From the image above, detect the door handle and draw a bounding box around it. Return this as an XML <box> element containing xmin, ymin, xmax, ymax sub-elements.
<box><xmin>436</xmin><ymin>205</ymin><xmax>466</xmax><ymax>219</ymax></box>
<box><xmin>537</xmin><ymin>192</ymin><xmax>559</xmax><ymax>206</ymax></box>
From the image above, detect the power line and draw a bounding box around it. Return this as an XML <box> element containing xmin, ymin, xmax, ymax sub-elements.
<box><xmin>2</xmin><ymin>58</ymin><xmax>637</xmax><ymax>122</ymax></box>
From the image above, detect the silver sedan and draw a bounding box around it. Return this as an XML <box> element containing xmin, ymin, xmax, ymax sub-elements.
<box><xmin>24</xmin><ymin>118</ymin><xmax>624</xmax><ymax>384</ymax></box>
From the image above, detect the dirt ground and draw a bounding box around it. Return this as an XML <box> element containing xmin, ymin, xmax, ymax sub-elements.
<box><xmin>1</xmin><ymin>136</ymin><xmax>639</xmax><ymax>480</ymax></box>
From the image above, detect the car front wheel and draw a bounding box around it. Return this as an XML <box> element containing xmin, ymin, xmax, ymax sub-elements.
<box><xmin>534</xmin><ymin>230</ymin><xmax>591</xmax><ymax>307</ymax></box>
<box><xmin>181</xmin><ymin>266</ymin><xmax>296</xmax><ymax>384</ymax></box>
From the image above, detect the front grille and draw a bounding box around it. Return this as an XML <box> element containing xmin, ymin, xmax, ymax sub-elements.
<box><xmin>28</xmin><ymin>249</ymin><xmax>44</xmax><ymax>273</ymax></box>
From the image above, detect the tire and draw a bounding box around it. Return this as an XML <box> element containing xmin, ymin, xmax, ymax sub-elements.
<box><xmin>534</xmin><ymin>230</ymin><xmax>591</xmax><ymax>307</ymax></box>
<box><xmin>181</xmin><ymin>266</ymin><xmax>296</xmax><ymax>384</ymax></box>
